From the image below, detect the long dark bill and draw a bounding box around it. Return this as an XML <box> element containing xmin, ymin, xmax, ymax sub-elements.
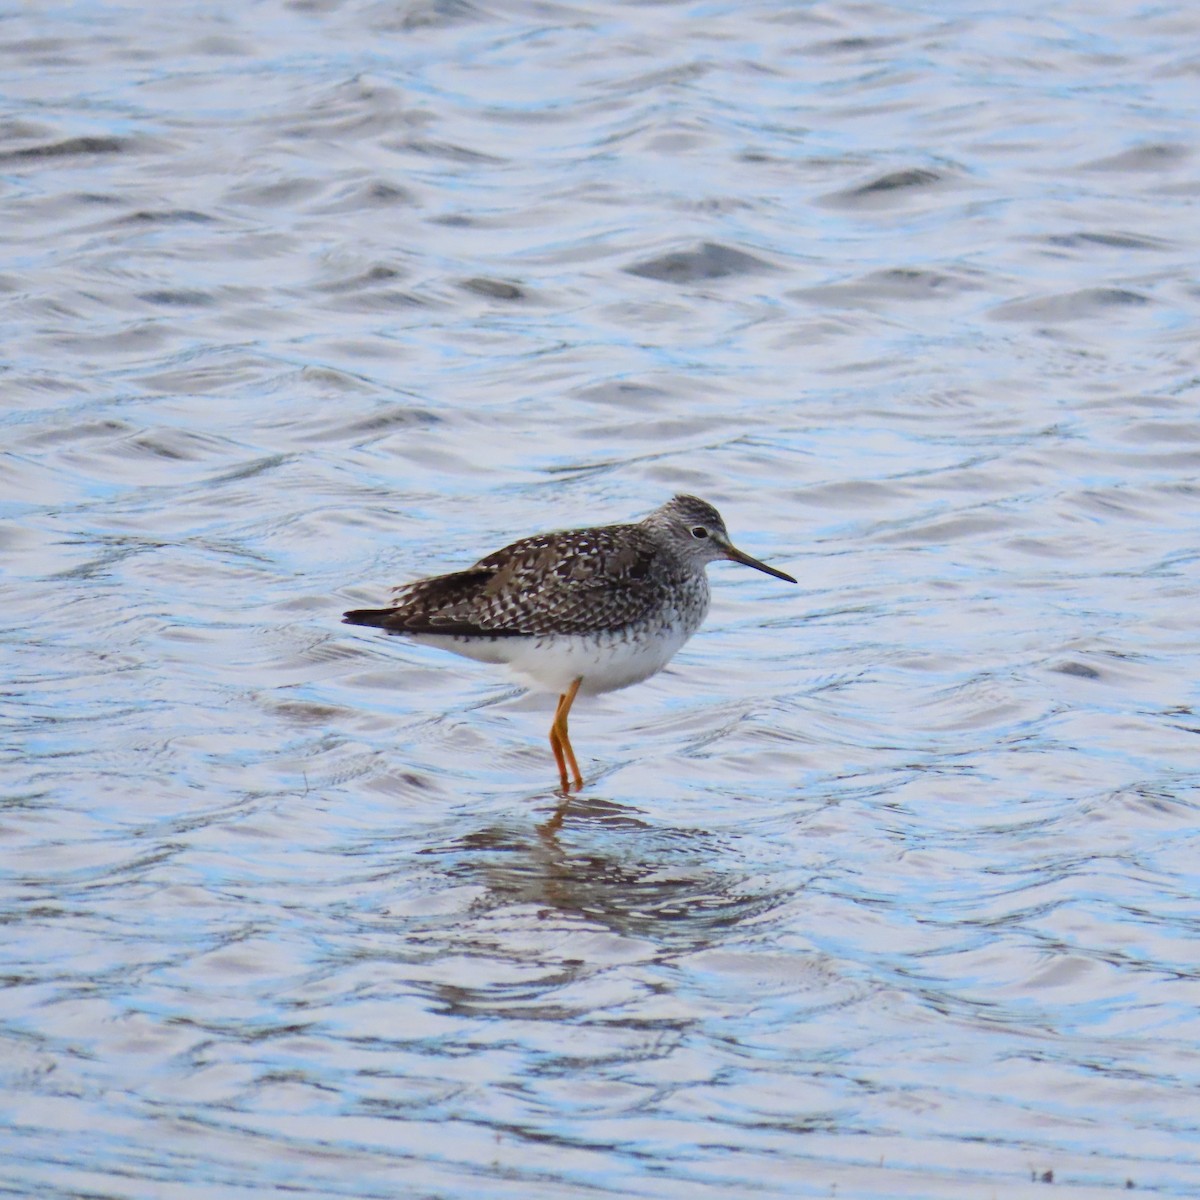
<box><xmin>723</xmin><ymin>544</ymin><xmax>797</xmax><ymax>584</ymax></box>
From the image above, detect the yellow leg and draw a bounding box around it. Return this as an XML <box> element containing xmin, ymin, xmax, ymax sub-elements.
<box><xmin>549</xmin><ymin>710</ymin><xmax>570</xmax><ymax>794</ymax></box>
<box><xmin>548</xmin><ymin>677</ymin><xmax>584</xmax><ymax>792</ymax></box>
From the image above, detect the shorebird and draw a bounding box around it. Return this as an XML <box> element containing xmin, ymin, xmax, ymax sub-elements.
<box><xmin>343</xmin><ymin>495</ymin><xmax>795</xmax><ymax>792</ymax></box>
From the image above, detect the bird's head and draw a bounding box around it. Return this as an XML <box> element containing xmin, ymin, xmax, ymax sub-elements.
<box><xmin>643</xmin><ymin>494</ymin><xmax>796</xmax><ymax>583</ymax></box>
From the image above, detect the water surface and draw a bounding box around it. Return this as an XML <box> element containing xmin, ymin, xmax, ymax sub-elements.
<box><xmin>3</xmin><ymin>1</ymin><xmax>1200</xmax><ymax>1197</ymax></box>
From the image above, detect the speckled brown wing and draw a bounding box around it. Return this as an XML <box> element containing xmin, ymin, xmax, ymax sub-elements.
<box><xmin>343</xmin><ymin>566</ymin><xmax>498</xmax><ymax>635</ymax></box>
<box><xmin>343</xmin><ymin>522</ymin><xmax>674</xmax><ymax>637</ymax></box>
<box><xmin>466</xmin><ymin>523</ymin><xmax>668</xmax><ymax>635</ymax></box>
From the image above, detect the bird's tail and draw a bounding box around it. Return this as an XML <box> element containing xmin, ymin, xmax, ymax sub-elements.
<box><xmin>342</xmin><ymin>607</ymin><xmax>396</xmax><ymax>628</ymax></box>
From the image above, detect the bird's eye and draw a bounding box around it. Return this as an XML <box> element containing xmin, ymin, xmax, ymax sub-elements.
<box><xmin>690</xmin><ymin>526</ymin><xmax>709</xmax><ymax>539</ymax></box>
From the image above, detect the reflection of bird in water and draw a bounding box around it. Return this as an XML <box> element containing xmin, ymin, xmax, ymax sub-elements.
<box><xmin>343</xmin><ymin>495</ymin><xmax>795</xmax><ymax>793</ymax></box>
<box><xmin>433</xmin><ymin>799</ymin><xmax>782</xmax><ymax>947</ymax></box>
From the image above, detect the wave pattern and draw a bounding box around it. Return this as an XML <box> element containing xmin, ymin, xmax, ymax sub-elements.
<box><xmin>2</xmin><ymin>0</ymin><xmax>1199</xmax><ymax>1197</ymax></box>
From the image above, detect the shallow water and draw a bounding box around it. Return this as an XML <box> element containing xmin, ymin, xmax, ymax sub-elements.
<box><xmin>3</xmin><ymin>0</ymin><xmax>1200</xmax><ymax>1196</ymax></box>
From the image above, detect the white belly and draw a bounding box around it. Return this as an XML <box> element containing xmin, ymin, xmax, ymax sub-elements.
<box><xmin>411</xmin><ymin>625</ymin><xmax>699</xmax><ymax>696</ymax></box>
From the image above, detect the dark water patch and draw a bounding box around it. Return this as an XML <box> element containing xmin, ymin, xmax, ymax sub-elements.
<box><xmin>58</xmin><ymin>203</ymin><xmax>217</xmax><ymax>233</ymax></box>
<box><xmin>876</xmin><ymin>509</ymin><xmax>1021</xmax><ymax>545</ymax></box>
<box><xmin>283</xmin><ymin>403</ymin><xmax>441</xmax><ymax>445</ymax></box>
<box><xmin>573</xmin><ymin>381</ymin><xmax>676</xmax><ymax>410</ymax></box>
<box><xmin>822</xmin><ymin>166</ymin><xmax>950</xmax><ymax>207</ymax></box>
<box><xmin>119</xmin><ymin>208</ymin><xmax>215</xmax><ymax>226</ymax></box>
<box><xmin>122</xmin><ymin>427</ymin><xmax>236</xmax><ymax>462</ymax></box>
<box><xmin>362</xmin><ymin>179</ymin><xmax>416</xmax><ymax>205</ymax></box>
<box><xmin>1121</xmin><ymin>419</ymin><xmax>1200</xmax><ymax>445</ymax></box>
<box><xmin>45</xmin><ymin>320</ymin><xmax>177</xmax><ymax>357</ymax></box>
<box><xmin>19</xmin><ymin>418</ymin><xmax>132</xmax><ymax>449</ymax></box>
<box><xmin>1067</xmin><ymin>484</ymin><xmax>1180</xmax><ymax>524</ymax></box>
<box><xmin>294</xmin><ymin>365</ymin><xmax>380</xmax><ymax>395</ymax></box>
<box><xmin>582</xmin><ymin>414</ymin><xmax>732</xmax><ymax>446</ymax></box>
<box><xmin>738</xmin><ymin>148</ymin><xmax>787</xmax><ymax>165</ymax></box>
<box><xmin>1082</xmin><ymin>142</ymin><xmax>1190</xmax><ymax>172</ymax></box>
<box><xmin>138</xmin><ymin>289</ymin><xmax>216</xmax><ymax>308</ymax></box>
<box><xmin>804</xmin><ymin>36</ymin><xmax>904</xmax><ymax>55</ymax></box>
<box><xmin>0</xmin><ymin>37</ymin><xmax>82</xmax><ymax>68</ymax></box>
<box><xmin>321</xmin><ymin>289</ymin><xmax>429</xmax><ymax>313</ymax></box>
<box><xmin>359</xmin><ymin>769</ymin><xmax>441</xmax><ymax>799</ymax></box>
<box><xmin>267</xmin><ymin>699</ymin><xmax>347</xmax><ymax>725</ymax></box>
<box><xmin>791</xmin><ymin>266</ymin><xmax>981</xmax><ymax>308</ymax></box>
<box><xmin>319</xmin><ymin>263</ymin><xmax>410</xmax><ymax>291</ymax></box>
<box><xmin>460</xmin><ymin>277</ymin><xmax>527</xmax><ymax>301</ymax></box>
<box><xmin>1041</xmin><ymin>230</ymin><xmax>1175</xmax><ymax>252</ymax></box>
<box><xmin>188</xmin><ymin>33</ymin><xmax>251</xmax><ymax>56</ymax></box>
<box><xmin>1081</xmin><ymin>781</ymin><xmax>1200</xmax><ymax>828</ymax></box>
<box><xmin>223</xmin><ymin>176</ymin><xmax>326</xmax><ymax>208</ymax></box>
<box><xmin>394</xmin><ymin>137</ymin><xmax>507</xmax><ymax>165</ymax></box>
<box><xmin>316</xmin><ymin>179</ymin><xmax>417</xmax><ymax>212</ymax></box>
<box><xmin>135</xmin><ymin>353</ymin><xmax>280</xmax><ymax>397</ymax></box>
<box><xmin>314</xmin><ymin>263</ymin><xmax>428</xmax><ymax>311</ymax></box>
<box><xmin>281</xmin><ymin>76</ymin><xmax>412</xmax><ymax>140</ymax></box>
<box><xmin>0</xmin><ymin>117</ymin><xmax>54</xmax><ymax>142</ymax></box>
<box><xmin>625</xmin><ymin>242</ymin><xmax>776</xmax><ymax>283</ymax></box>
<box><xmin>0</xmin><ymin>135</ymin><xmax>130</xmax><ymax>163</ymax></box>
<box><xmin>991</xmin><ymin>287</ymin><xmax>1153</xmax><ymax>322</ymax></box>
<box><xmin>793</xmin><ymin>478</ymin><xmax>912</xmax><ymax>511</ymax></box>
<box><xmin>1051</xmin><ymin>661</ymin><xmax>1102</xmax><ymax>680</ymax></box>
<box><xmin>73</xmin><ymin>191</ymin><xmax>125</xmax><ymax>206</ymax></box>
<box><xmin>601</xmin><ymin>60</ymin><xmax>712</xmax><ymax>96</ymax></box>
<box><xmin>373</xmin><ymin>0</ymin><xmax>491</xmax><ymax>33</ymax></box>
<box><xmin>202</xmin><ymin>452</ymin><xmax>293</xmax><ymax>486</ymax></box>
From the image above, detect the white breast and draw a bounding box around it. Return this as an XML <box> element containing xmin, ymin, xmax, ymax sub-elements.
<box><xmin>518</xmin><ymin>626</ymin><xmax>700</xmax><ymax>695</ymax></box>
<box><xmin>412</xmin><ymin>625</ymin><xmax>696</xmax><ymax>696</ymax></box>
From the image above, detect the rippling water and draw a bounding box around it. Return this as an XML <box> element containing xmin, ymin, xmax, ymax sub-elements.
<box><xmin>4</xmin><ymin>1</ymin><xmax>1200</xmax><ymax>1196</ymax></box>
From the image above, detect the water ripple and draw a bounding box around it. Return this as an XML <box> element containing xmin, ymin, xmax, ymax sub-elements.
<box><xmin>3</xmin><ymin>0</ymin><xmax>1200</xmax><ymax>1197</ymax></box>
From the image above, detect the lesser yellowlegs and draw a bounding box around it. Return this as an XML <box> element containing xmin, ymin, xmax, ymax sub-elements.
<box><xmin>343</xmin><ymin>495</ymin><xmax>796</xmax><ymax>792</ymax></box>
